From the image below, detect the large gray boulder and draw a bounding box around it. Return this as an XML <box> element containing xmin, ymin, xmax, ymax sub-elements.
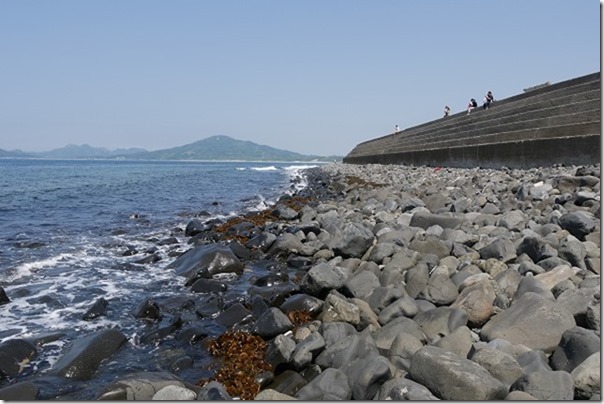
<box><xmin>409</xmin><ymin>346</ymin><xmax>508</xmax><ymax>400</ymax></box>
<box><xmin>549</xmin><ymin>326</ymin><xmax>601</xmax><ymax>372</ymax></box>
<box><xmin>252</xmin><ymin>307</ymin><xmax>293</xmax><ymax>339</ymax></box>
<box><xmin>341</xmin><ymin>354</ymin><xmax>392</xmax><ymax>400</ymax></box>
<box><xmin>169</xmin><ymin>243</ymin><xmax>243</xmax><ymax>279</ymax></box>
<box><xmin>558</xmin><ymin>211</ymin><xmax>598</xmax><ymax>241</ymax></box>
<box><xmin>300</xmin><ymin>263</ymin><xmax>348</xmax><ymax>298</ymax></box>
<box><xmin>52</xmin><ymin>329</ymin><xmax>127</xmax><ymax>380</ymax></box>
<box><xmin>481</xmin><ymin>292</ymin><xmax>576</xmax><ymax>353</ymax></box>
<box><xmin>469</xmin><ymin>347</ymin><xmax>523</xmax><ymax>388</ymax></box>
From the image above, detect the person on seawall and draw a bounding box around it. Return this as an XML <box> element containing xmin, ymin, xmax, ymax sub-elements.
<box><xmin>483</xmin><ymin>91</ymin><xmax>494</xmax><ymax>109</ymax></box>
<box><xmin>467</xmin><ymin>98</ymin><xmax>477</xmax><ymax>115</ymax></box>
<box><xmin>394</xmin><ymin>124</ymin><xmax>400</xmax><ymax>133</ymax></box>
<box><xmin>443</xmin><ymin>105</ymin><xmax>450</xmax><ymax>117</ymax></box>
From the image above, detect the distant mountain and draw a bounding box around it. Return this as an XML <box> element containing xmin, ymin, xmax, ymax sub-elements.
<box><xmin>0</xmin><ymin>148</ymin><xmax>33</xmax><ymax>158</ymax></box>
<box><xmin>126</xmin><ymin>135</ymin><xmax>339</xmax><ymax>162</ymax></box>
<box><xmin>35</xmin><ymin>144</ymin><xmax>147</xmax><ymax>159</ymax></box>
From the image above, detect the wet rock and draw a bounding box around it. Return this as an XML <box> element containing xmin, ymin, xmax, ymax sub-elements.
<box><xmin>97</xmin><ymin>371</ymin><xmax>187</xmax><ymax>400</ymax></box>
<box><xmin>133</xmin><ymin>298</ymin><xmax>161</xmax><ymax>320</ymax></box>
<box><xmin>151</xmin><ymin>385</ymin><xmax>196</xmax><ymax>400</ymax></box>
<box><xmin>245</xmin><ymin>233</ymin><xmax>277</xmax><ymax>252</ymax></box>
<box><xmin>265</xmin><ymin>334</ymin><xmax>296</xmax><ymax>368</ymax></box>
<box><xmin>252</xmin><ymin>307</ymin><xmax>293</xmax><ymax>339</ymax></box>
<box><xmin>0</xmin><ymin>287</ymin><xmax>10</xmax><ymax>306</ymax></box>
<box><xmin>190</xmin><ymin>278</ymin><xmax>228</xmax><ymax>293</ymax></box>
<box><xmin>0</xmin><ymin>339</ymin><xmax>37</xmax><ymax>378</ymax></box>
<box><xmin>169</xmin><ymin>243</ymin><xmax>243</xmax><ymax>279</ymax></box>
<box><xmin>0</xmin><ymin>381</ymin><xmax>39</xmax><ymax>400</ymax></box>
<box><xmin>82</xmin><ymin>297</ymin><xmax>109</xmax><ymax>321</ymax></box>
<box><xmin>138</xmin><ymin>315</ymin><xmax>183</xmax><ymax>344</ymax></box>
<box><xmin>280</xmin><ymin>293</ymin><xmax>323</xmax><ymax>315</ymax></box>
<box><xmin>52</xmin><ymin>329</ymin><xmax>127</xmax><ymax>380</ymax></box>
<box><xmin>185</xmin><ymin>219</ymin><xmax>205</xmax><ymax>237</ymax></box>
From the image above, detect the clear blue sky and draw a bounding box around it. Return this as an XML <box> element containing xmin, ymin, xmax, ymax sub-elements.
<box><xmin>1</xmin><ymin>0</ymin><xmax>600</xmax><ymax>156</ymax></box>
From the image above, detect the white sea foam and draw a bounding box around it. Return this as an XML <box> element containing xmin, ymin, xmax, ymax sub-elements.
<box><xmin>250</xmin><ymin>166</ymin><xmax>278</xmax><ymax>171</ymax></box>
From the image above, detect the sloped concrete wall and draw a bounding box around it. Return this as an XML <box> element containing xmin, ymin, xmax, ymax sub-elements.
<box><xmin>344</xmin><ymin>72</ymin><xmax>601</xmax><ymax>169</ymax></box>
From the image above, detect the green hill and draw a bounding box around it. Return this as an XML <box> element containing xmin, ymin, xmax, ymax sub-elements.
<box><xmin>128</xmin><ymin>135</ymin><xmax>339</xmax><ymax>161</ymax></box>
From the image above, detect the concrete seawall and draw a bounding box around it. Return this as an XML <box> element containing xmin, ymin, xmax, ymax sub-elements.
<box><xmin>344</xmin><ymin>72</ymin><xmax>601</xmax><ymax>169</ymax></box>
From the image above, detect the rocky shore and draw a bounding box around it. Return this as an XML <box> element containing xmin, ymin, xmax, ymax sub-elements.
<box><xmin>0</xmin><ymin>162</ymin><xmax>600</xmax><ymax>400</ymax></box>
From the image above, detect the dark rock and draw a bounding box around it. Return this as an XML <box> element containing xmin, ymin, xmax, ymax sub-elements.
<box><xmin>252</xmin><ymin>307</ymin><xmax>293</xmax><ymax>339</ymax></box>
<box><xmin>517</xmin><ymin>349</ymin><xmax>552</xmax><ymax>374</ymax></box>
<box><xmin>52</xmin><ymin>329</ymin><xmax>127</xmax><ymax>380</ymax></box>
<box><xmin>409</xmin><ymin>346</ymin><xmax>508</xmax><ymax>400</ymax></box>
<box><xmin>0</xmin><ymin>381</ymin><xmax>39</xmax><ymax>400</ymax></box>
<box><xmin>413</xmin><ymin>306</ymin><xmax>468</xmax><ymax>343</ymax></box>
<box><xmin>197</xmin><ymin>381</ymin><xmax>231</xmax><ymax>400</ymax></box>
<box><xmin>558</xmin><ymin>211</ymin><xmax>598</xmax><ymax>240</ymax></box>
<box><xmin>245</xmin><ymin>233</ymin><xmax>277</xmax><ymax>252</ymax></box>
<box><xmin>366</xmin><ymin>286</ymin><xmax>405</xmax><ymax>312</ymax></box>
<box><xmin>343</xmin><ymin>270</ymin><xmax>381</xmax><ymax>299</ymax></box>
<box><xmin>176</xmin><ymin>324</ymin><xmax>210</xmax><ymax>344</ymax></box>
<box><xmin>280</xmin><ymin>294</ymin><xmax>324</xmax><ymax>315</ymax></box>
<box><xmin>291</xmin><ymin>331</ymin><xmax>325</xmax><ymax>369</ymax></box>
<box><xmin>388</xmin><ymin>332</ymin><xmax>424</xmax><ymax>372</ymax></box>
<box><xmin>133</xmin><ymin>253</ymin><xmax>162</xmax><ymax>264</ymax></box>
<box><xmin>0</xmin><ymin>287</ymin><xmax>10</xmax><ymax>305</ymax></box>
<box><xmin>510</xmin><ymin>370</ymin><xmax>574</xmax><ymax>400</ymax></box>
<box><xmin>300</xmin><ymin>263</ymin><xmax>348</xmax><ymax>298</ymax></box>
<box><xmin>329</xmin><ymin>222</ymin><xmax>375</xmax><ymax>258</ymax></box>
<box><xmin>82</xmin><ymin>297</ymin><xmax>109</xmax><ymax>321</ymax></box>
<box><xmin>195</xmin><ymin>295</ymin><xmax>223</xmax><ymax>318</ymax></box>
<box><xmin>378</xmin><ymin>295</ymin><xmax>419</xmax><ymax>325</ymax></box>
<box><xmin>139</xmin><ymin>315</ymin><xmax>182</xmax><ymax>344</ymax></box>
<box><xmin>418</xmin><ymin>269</ymin><xmax>459</xmax><ymax>306</ymax></box>
<box><xmin>215</xmin><ymin>303</ymin><xmax>252</xmax><ymax>328</ymax></box>
<box><xmin>266</xmin><ymin>370</ymin><xmax>308</xmax><ymax>396</ymax></box>
<box><xmin>516</xmin><ymin>236</ymin><xmax>556</xmax><ymax>263</ymax></box>
<box><xmin>185</xmin><ymin>219</ymin><xmax>205</xmax><ymax>237</ymax></box>
<box><xmin>0</xmin><ymin>339</ymin><xmax>37</xmax><ymax>378</ymax></box>
<box><xmin>319</xmin><ymin>321</ymin><xmax>357</xmax><ymax>348</ymax></box>
<box><xmin>372</xmin><ymin>316</ymin><xmax>426</xmax><ymax>353</ymax></box>
<box><xmin>315</xmin><ymin>333</ymin><xmax>379</xmax><ymax>369</ymax></box>
<box><xmin>190</xmin><ymin>278</ymin><xmax>228</xmax><ymax>293</ymax></box>
<box><xmin>133</xmin><ymin>298</ymin><xmax>161</xmax><ymax>320</ymax></box>
<box><xmin>157</xmin><ymin>237</ymin><xmax>179</xmax><ymax>246</ymax></box>
<box><xmin>265</xmin><ymin>334</ymin><xmax>296</xmax><ymax>368</ymax></box>
<box><xmin>549</xmin><ymin>326</ymin><xmax>601</xmax><ymax>372</ymax></box>
<box><xmin>169</xmin><ymin>243</ymin><xmax>243</xmax><ymax>279</ymax></box>
<box><xmin>479</xmin><ymin>237</ymin><xmax>516</xmax><ymax>262</ymax></box>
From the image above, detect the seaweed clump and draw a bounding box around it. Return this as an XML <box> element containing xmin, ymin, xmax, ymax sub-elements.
<box><xmin>198</xmin><ymin>330</ymin><xmax>272</xmax><ymax>400</ymax></box>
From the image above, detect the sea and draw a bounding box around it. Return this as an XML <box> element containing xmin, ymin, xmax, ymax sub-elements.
<box><xmin>0</xmin><ymin>158</ymin><xmax>321</xmax><ymax>398</ymax></box>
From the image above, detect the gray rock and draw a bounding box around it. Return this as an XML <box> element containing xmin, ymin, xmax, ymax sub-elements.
<box><xmin>557</xmin><ymin>287</ymin><xmax>599</xmax><ymax>327</ymax></box>
<box><xmin>320</xmin><ymin>321</ymin><xmax>357</xmax><ymax>347</ymax></box>
<box><xmin>97</xmin><ymin>371</ymin><xmax>186</xmax><ymax>400</ymax></box>
<box><xmin>252</xmin><ymin>307</ymin><xmax>293</xmax><ymax>339</ymax></box>
<box><xmin>266</xmin><ymin>370</ymin><xmax>307</xmax><ymax>397</ymax></box>
<box><xmin>479</xmin><ymin>237</ymin><xmax>516</xmax><ymax>262</ymax></box>
<box><xmin>351</xmin><ymin>298</ymin><xmax>381</xmax><ymax>329</ymax></box>
<box><xmin>343</xmin><ymin>270</ymin><xmax>380</xmax><ymax>299</ymax></box>
<box><xmin>329</xmin><ymin>222</ymin><xmax>375</xmax><ymax>258</ymax></box>
<box><xmin>409</xmin><ymin>346</ymin><xmax>508</xmax><ymax>400</ymax></box>
<box><xmin>409</xmin><ymin>237</ymin><xmax>451</xmax><ymax>259</ymax></box>
<box><xmin>378</xmin><ymin>295</ymin><xmax>419</xmax><ymax>325</ymax></box>
<box><xmin>52</xmin><ymin>329</ymin><xmax>127</xmax><ymax>380</ymax></box>
<box><xmin>267</xmin><ymin>232</ymin><xmax>315</xmax><ymax>257</ymax></box>
<box><xmin>558</xmin><ymin>237</ymin><xmax>587</xmax><ymax>269</ymax></box>
<box><xmin>549</xmin><ymin>326</ymin><xmax>601</xmax><ymax>372</ymax></box>
<box><xmin>315</xmin><ymin>333</ymin><xmax>379</xmax><ymax>369</ymax></box>
<box><xmin>388</xmin><ymin>332</ymin><xmax>424</xmax><ymax>371</ymax></box>
<box><xmin>367</xmin><ymin>286</ymin><xmax>405</xmax><ymax>312</ymax></box>
<box><xmin>374</xmin><ymin>377</ymin><xmax>439</xmax><ymax>400</ymax></box>
<box><xmin>504</xmin><ymin>390</ymin><xmax>538</xmax><ymax>400</ymax></box>
<box><xmin>409</xmin><ymin>211</ymin><xmax>464</xmax><ymax>230</ymax></box>
<box><xmin>418</xmin><ymin>270</ymin><xmax>459</xmax><ymax>306</ymax></box>
<box><xmin>516</xmin><ymin>236</ymin><xmax>556</xmax><ymax>263</ymax></box>
<box><xmin>404</xmin><ymin>263</ymin><xmax>430</xmax><ymax>298</ymax></box>
<box><xmin>514</xmin><ymin>276</ymin><xmax>555</xmax><ymax>300</ymax></box>
<box><xmin>294</xmin><ymin>368</ymin><xmax>351</xmax><ymax>400</ymax></box>
<box><xmin>273</xmin><ymin>204</ymin><xmax>298</xmax><ymax>220</ymax></box>
<box><xmin>372</xmin><ymin>316</ymin><xmax>426</xmax><ymax>353</ymax></box>
<box><xmin>469</xmin><ymin>347</ymin><xmax>523</xmax><ymax>387</ymax></box>
<box><xmin>451</xmin><ymin>278</ymin><xmax>496</xmax><ymax>327</ymax></box>
<box><xmin>300</xmin><ymin>263</ymin><xmax>347</xmax><ymax>298</ymax></box>
<box><xmin>319</xmin><ymin>291</ymin><xmax>360</xmax><ymax>326</ymax></box>
<box><xmin>481</xmin><ymin>292</ymin><xmax>576</xmax><ymax>353</ymax></box>
<box><xmin>510</xmin><ymin>370</ymin><xmax>574</xmax><ymax>400</ymax></box>
<box><xmin>152</xmin><ymin>385</ymin><xmax>196</xmax><ymax>400</ymax></box>
<box><xmin>169</xmin><ymin>243</ymin><xmax>243</xmax><ymax>279</ymax></box>
<box><xmin>433</xmin><ymin>325</ymin><xmax>473</xmax><ymax>358</ymax></box>
<box><xmin>245</xmin><ymin>232</ymin><xmax>277</xmax><ymax>252</ymax></box>
<box><xmin>291</xmin><ymin>331</ymin><xmax>325</xmax><ymax>369</ymax></box>
<box><xmin>342</xmin><ymin>354</ymin><xmax>392</xmax><ymax>400</ymax></box>
<box><xmin>570</xmin><ymin>352</ymin><xmax>600</xmax><ymax>400</ymax></box>
<box><xmin>413</xmin><ymin>307</ymin><xmax>468</xmax><ymax>343</ymax></box>
<box><xmin>254</xmin><ymin>389</ymin><xmax>296</xmax><ymax>400</ymax></box>
<box><xmin>498</xmin><ymin>210</ymin><xmax>528</xmax><ymax>231</ymax></box>
<box><xmin>266</xmin><ymin>334</ymin><xmax>296</xmax><ymax>368</ymax></box>
<box><xmin>558</xmin><ymin>211</ymin><xmax>598</xmax><ymax>241</ymax></box>
<box><xmin>517</xmin><ymin>349</ymin><xmax>553</xmax><ymax>374</ymax></box>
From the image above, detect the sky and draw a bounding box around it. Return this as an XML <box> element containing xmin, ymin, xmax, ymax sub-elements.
<box><xmin>0</xmin><ymin>0</ymin><xmax>600</xmax><ymax>156</ymax></box>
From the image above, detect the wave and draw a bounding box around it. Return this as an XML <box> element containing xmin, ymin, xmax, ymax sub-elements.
<box><xmin>250</xmin><ymin>166</ymin><xmax>278</xmax><ymax>172</ymax></box>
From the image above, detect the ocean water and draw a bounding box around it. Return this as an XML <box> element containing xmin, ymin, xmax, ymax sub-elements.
<box><xmin>0</xmin><ymin>158</ymin><xmax>318</xmax><ymax>398</ymax></box>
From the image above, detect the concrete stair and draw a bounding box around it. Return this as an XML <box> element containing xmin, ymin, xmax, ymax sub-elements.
<box><xmin>344</xmin><ymin>72</ymin><xmax>600</xmax><ymax>168</ymax></box>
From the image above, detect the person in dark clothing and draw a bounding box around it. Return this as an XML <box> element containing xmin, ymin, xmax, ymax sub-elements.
<box><xmin>467</xmin><ymin>98</ymin><xmax>477</xmax><ymax>114</ymax></box>
<box><xmin>483</xmin><ymin>91</ymin><xmax>494</xmax><ymax>109</ymax></box>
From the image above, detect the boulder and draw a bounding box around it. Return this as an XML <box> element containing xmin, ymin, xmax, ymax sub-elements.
<box><xmin>315</xmin><ymin>333</ymin><xmax>379</xmax><ymax>369</ymax></box>
<box><xmin>319</xmin><ymin>291</ymin><xmax>360</xmax><ymax>326</ymax></box>
<box><xmin>300</xmin><ymin>263</ymin><xmax>348</xmax><ymax>298</ymax></box>
<box><xmin>0</xmin><ymin>339</ymin><xmax>37</xmax><ymax>378</ymax></box>
<box><xmin>409</xmin><ymin>346</ymin><xmax>508</xmax><ymax>400</ymax></box>
<box><xmin>169</xmin><ymin>243</ymin><xmax>243</xmax><ymax>279</ymax></box>
<box><xmin>558</xmin><ymin>211</ymin><xmax>598</xmax><ymax>241</ymax></box>
<box><xmin>374</xmin><ymin>377</ymin><xmax>439</xmax><ymax>400</ymax></box>
<box><xmin>510</xmin><ymin>370</ymin><xmax>574</xmax><ymax>400</ymax></box>
<box><xmin>329</xmin><ymin>222</ymin><xmax>375</xmax><ymax>258</ymax></box>
<box><xmin>570</xmin><ymin>352</ymin><xmax>600</xmax><ymax>400</ymax></box>
<box><xmin>549</xmin><ymin>326</ymin><xmax>601</xmax><ymax>372</ymax></box>
<box><xmin>82</xmin><ymin>297</ymin><xmax>109</xmax><ymax>321</ymax></box>
<box><xmin>294</xmin><ymin>368</ymin><xmax>351</xmax><ymax>400</ymax></box>
<box><xmin>151</xmin><ymin>385</ymin><xmax>196</xmax><ymax>400</ymax></box>
<box><xmin>451</xmin><ymin>279</ymin><xmax>496</xmax><ymax>327</ymax></box>
<box><xmin>341</xmin><ymin>354</ymin><xmax>392</xmax><ymax>400</ymax></box>
<box><xmin>481</xmin><ymin>292</ymin><xmax>576</xmax><ymax>353</ymax></box>
<box><xmin>252</xmin><ymin>307</ymin><xmax>293</xmax><ymax>339</ymax></box>
<box><xmin>469</xmin><ymin>347</ymin><xmax>523</xmax><ymax>388</ymax></box>
<box><xmin>97</xmin><ymin>371</ymin><xmax>186</xmax><ymax>400</ymax></box>
<box><xmin>413</xmin><ymin>307</ymin><xmax>468</xmax><ymax>343</ymax></box>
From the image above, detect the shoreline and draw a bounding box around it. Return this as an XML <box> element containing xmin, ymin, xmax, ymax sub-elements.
<box><xmin>0</xmin><ymin>162</ymin><xmax>600</xmax><ymax>400</ymax></box>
